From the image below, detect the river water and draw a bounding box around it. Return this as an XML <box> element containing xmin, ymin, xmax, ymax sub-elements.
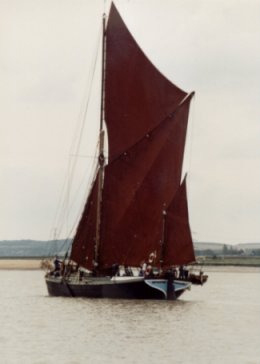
<box><xmin>0</xmin><ymin>268</ymin><xmax>259</xmax><ymax>364</ymax></box>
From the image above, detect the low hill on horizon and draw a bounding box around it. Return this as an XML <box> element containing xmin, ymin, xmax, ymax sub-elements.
<box><xmin>196</xmin><ymin>241</ymin><xmax>260</xmax><ymax>251</ymax></box>
<box><xmin>0</xmin><ymin>239</ymin><xmax>71</xmax><ymax>258</ymax></box>
<box><xmin>0</xmin><ymin>240</ymin><xmax>259</xmax><ymax>258</ymax></box>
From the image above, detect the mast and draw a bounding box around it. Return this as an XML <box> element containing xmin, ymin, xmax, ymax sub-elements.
<box><xmin>94</xmin><ymin>12</ymin><xmax>107</xmax><ymax>267</ymax></box>
<box><xmin>159</xmin><ymin>207</ymin><xmax>167</xmax><ymax>267</ymax></box>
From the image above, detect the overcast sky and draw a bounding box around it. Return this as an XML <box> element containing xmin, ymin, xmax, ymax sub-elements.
<box><xmin>0</xmin><ymin>0</ymin><xmax>259</xmax><ymax>244</ymax></box>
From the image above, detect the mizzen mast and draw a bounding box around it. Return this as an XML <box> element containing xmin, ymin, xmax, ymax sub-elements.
<box><xmin>159</xmin><ymin>206</ymin><xmax>167</xmax><ymax>267</ymax></box>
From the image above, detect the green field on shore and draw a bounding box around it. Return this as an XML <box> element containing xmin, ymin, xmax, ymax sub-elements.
<box><xmin>198</xmin><ymin>256</ymin><xmax>260</xmax><ymax>266</ymax></box>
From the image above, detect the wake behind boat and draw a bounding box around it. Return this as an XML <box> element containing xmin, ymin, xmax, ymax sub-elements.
<box><xmin>45</xmin><ymin>2</ymin><xmax>198</xmax><ymax>300</ymax></box>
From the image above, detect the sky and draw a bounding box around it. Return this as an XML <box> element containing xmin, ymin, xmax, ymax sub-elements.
<box><xmin>0</xmin><ymin>0</ymin><xmax>259</xmax><ymax>244</ymax></box>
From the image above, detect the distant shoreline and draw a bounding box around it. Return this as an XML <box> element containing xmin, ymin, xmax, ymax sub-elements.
<box><xmin>197</xmin><ymin>256</ymin><xmax>260</xmax><ymax>267</ymax></box>
<box><xmin>0</xmin><ymin>258</ymin><xmax>259</xmax><ymax>272</ymax></box>
<box><xmin>0</xmin><ymin>259</ymin><xmax>42</xmax><ymax>270</ymax></box>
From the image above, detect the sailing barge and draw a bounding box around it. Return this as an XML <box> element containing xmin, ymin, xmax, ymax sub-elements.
<box><xmin>45</xmin><ymin>3</ymin><xmax>196</xmax><ymax>300</ymax></box>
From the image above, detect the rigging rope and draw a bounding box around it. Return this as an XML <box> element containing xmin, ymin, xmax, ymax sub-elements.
<box><xmin>46</xmin><ymin>20</ymin><xmax>104</xmax><ymax>257</ymax></box>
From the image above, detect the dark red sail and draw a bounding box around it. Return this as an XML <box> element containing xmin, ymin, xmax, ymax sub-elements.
<box><xmin>70</xmin><ymin>173</ymin><xmax>99</xmax><ymax>270</ymax></box>
<box><xmin>70</xmin><ymin>3</ymin><xmax>195</xmax><ymax>271</ymax></box>
<box><xmin>162</xmin><ymin>177</ymin><xmax>195</xmax><ymax>267</ymax></box>
<box><xmin>98</xmin><ymin>97</ymin><xmax>193</xmax><ymax>269</ymax></box>
<box><xmin>105</xmin><ymin>3</ymin><xmax>187</xmax><ymax>162</ymax></box>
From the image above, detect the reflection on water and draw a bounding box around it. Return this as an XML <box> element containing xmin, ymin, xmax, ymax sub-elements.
<box><xmin>0</xmin><ymin>269</ymin><xmax>259</xmax><ymax>364</ymax></box>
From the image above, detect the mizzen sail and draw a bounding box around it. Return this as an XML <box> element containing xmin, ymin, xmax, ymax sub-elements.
<box><xmin>162</xmin><ymin>177</ymin><xmax>195</xmax><ymax>267</ymax></box>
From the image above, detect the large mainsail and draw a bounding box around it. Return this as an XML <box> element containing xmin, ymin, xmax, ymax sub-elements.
<box><xmin>105</xmin><ymin>4</ymin><xmax>187</xmax><ymax>162</ymax></box>
<box><xmin>70</xmin><ymin>3</ymin><xmax>195</xmax><ymax>271</ymax></box>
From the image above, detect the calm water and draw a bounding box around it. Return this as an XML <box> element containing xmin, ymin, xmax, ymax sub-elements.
<box><xmin>0</xmin><ymin>268</ymin><xmax>259</xmax><ymax>364</ymax></box>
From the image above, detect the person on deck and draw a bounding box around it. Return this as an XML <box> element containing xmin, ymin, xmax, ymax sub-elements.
<box><xmin>139</xmin><ymin>262</ymin><xmax>147</xmax><ymax>276</ymax></box>
<box><xmin>124</xmin><ymin>266</ymin><xmax>133</xmax><ymax>276</ymax></box>
<box><xmin>179</xmin><ymin>265</ymin><xmax>184</xmax><ymax>279</ymax></box>
<box><xmin>53</xmin><ymin>256</ymin><xmax>61</xmax><ymax>276</ymax></box>
<box><xmin>112</xmin><ymin>264</ymin><xmax>119</xmax><ymax>276</ymax></box>
<box><xmin>145</xmin><ymin>264</ymin><xmax>154</xmax><ymax>278</ymax></box>
<box><xmin>184</xmin><ymin>266</ymin><xmax>189</xmax><ymax>280</ymax></box>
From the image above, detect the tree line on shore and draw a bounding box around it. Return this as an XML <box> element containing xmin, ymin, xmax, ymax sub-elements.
<box><xmin>0</xmin><ymin>240</ymin><xmax>259</xmax><ymax>258</ymax></box>
<box><xmin>196</xmin><ymin>244</ymin><xmax>260</xmax><ymax>258</ymax></box>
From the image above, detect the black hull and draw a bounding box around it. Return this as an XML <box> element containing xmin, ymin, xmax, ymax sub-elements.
<box><xmin>45</xmin><ymin>276</ymin><xmax>190</xmax><ymax>300</ymax></box>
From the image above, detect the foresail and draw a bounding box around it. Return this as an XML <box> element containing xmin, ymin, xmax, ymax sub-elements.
<box><xmin>70</xmin><ymin>172</ymin><xmax>99</xmax><ymax>270</ymax></box>
<box><xmin>105</xmin><ymin>3</ymin><xmax>187</xmax><ymax>162</ymax></box>
<box><xmin>163</xmin><ymin>177</ymin><xmax>195</xmax><ymax>267</ymax></box>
